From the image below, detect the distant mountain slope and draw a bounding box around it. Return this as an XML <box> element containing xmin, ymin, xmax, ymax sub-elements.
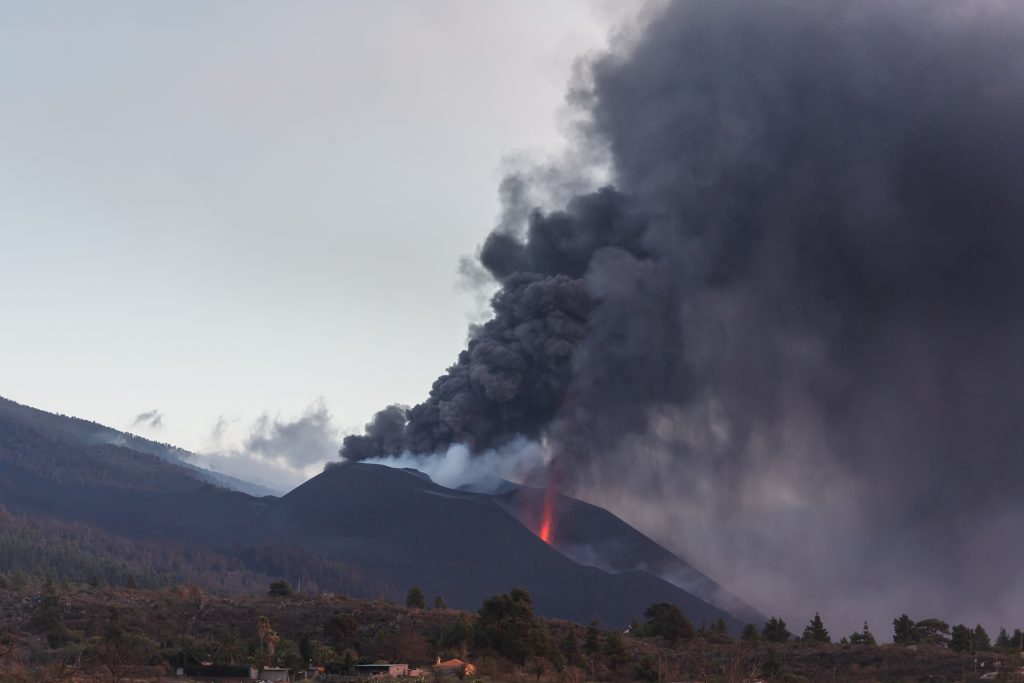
<box><xmin>0</xmin><ymin>435</ymin><xmax>263</xmax><ymax>544</ymax></box>
<box><xmin>0</xmin><ymin>410</ymin><xmax>391</xmax><ymax>599</ymax></box>
<box><xmin>0</xmin><ymin>406</ymin><xmax>212</xmax><ymax>494</ymax></box>
<box><xmin>0</xmin><ymin>396</ymin><xmax>280</xmax><ymax>496</ymax></box>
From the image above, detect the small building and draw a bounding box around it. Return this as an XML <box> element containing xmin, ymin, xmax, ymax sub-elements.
<box><xmin>432</xmin><ymin>658</ymin><xmax>475</xmax><ymax>678</ymax></box>
<box><xmin>354</xmin><ymin>663</ymin><xmax>409</xmax><ymax>679</ymax></box>
<box><xmin>260</xmin><ymin>667</ymin><xmax>290</xmax><ymax>683</ymax></box>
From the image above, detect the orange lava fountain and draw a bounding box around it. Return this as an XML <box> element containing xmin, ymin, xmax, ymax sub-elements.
<box><xmin>538</xmin><ymin>482</ymin><xmax>556</xmax><ymax>544</ymax></box>
<box><xmin>539</xmin><ymin>512</ymin><xmax>553</xmax><ymax>543</ymax></box>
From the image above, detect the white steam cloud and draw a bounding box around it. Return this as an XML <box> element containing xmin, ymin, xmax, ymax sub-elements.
<box><xmin>359</xmin><ymin>436</ymin><xmax>549</xmax><ymax>493</ymax></box>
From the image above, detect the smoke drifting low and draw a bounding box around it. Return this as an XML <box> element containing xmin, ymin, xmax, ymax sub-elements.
<box><xmin>198</xmin><ymin>400</ymin><xmax>341</xmax><ymax>492</ymax></box>
<box><xmin>358</xmin><ymin>437</ymin><xmax>547</xmax><ymax>494</ymax></box>
<box><xmin>342</xmin><ymin>0</ymin><xmax>1024</xmax><ymax>634</ymax></box>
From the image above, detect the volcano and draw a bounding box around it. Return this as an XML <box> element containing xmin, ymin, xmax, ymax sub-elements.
<box><xmin>0</xmin><ymin>395</ymin><xmax>756</xmax><ymax>632</ymax></box>
<box><xmin>493</xmin><ymin>483</ymin><xmax>764</xmax><ymax>626</ymax></box>
<box><xmin>252</xmin><ymin>462</ymin><xmax>751</xmax><ymax>631</ymax></box>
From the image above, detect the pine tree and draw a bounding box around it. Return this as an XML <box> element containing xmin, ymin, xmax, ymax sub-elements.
<box><xmin>914</xmin><ymin>618</ymin><xmax>950</xmax><ymax>646</ymax></box>
<box><xmin>950</xmin><ymin>625</ymin><xmax>972</xmax><ymax>652</ymax></box>
<box><xmin>562</xmin><ymin>630</ymin><xmax>581</xmax><ymax>667</ymax></box>
<box><xmin>995</xmin><ymin>627</ymin><xmax>1011</xmax><ymax>652</ymax></box>
<box><xmin>762</xmin><ymin>617</ymin><xmax>791</xmax><ymax>643</ymax></box>
<box><xmin>532</xmin><ymin>622</ymin><xmax>553</xmax><ymax>668</ymax></box>
<box><xmin>848</xmin><ymin>622</ymin><xmax>876</xmax><ymax>646</ymax></box>
<box><xmin>405</xmin><ymin>586</ymin><xmax>425</xmax><ymax>609</ymax></box>
<box><xmin>802</xmin><ymin>613</ymin><xmax>831</xmax><ymax>644</ymax></box>
<box><xmin>642</xmin><ymin>603</ymin><xmax>695</xmax><ymax>644</ymax></box>
<box><xmin>476</xmin><ymin>587</ymin><xmax>540</xmax><ymax>665</ymax></box>
<box><xmin>709</xmin><ymin>617</ymin><xmax>730</xmax><ymax>642</ymax></box>
<box><xmin>741</xmin><ymin>623</ymin><xmax>760</xmax><ymax>642</ymax></box>
<box><xmin>892</xmin><ymin>614</ymin><xmax>918</xmax><ymax>644</ymax></box>
<box><xmin>584</xmin><ymin>621</ymin><xmax>601</xmax><ymax>655</ymax></box>
<box><xmin>603</xmin><ymin>631</ymin><xmax>631</xmax><ymax>671</ymax></box>
<box><xmin>973</xmin><ymin>624</ymin><xmax>991</xmax><ymax>652</ymax></box>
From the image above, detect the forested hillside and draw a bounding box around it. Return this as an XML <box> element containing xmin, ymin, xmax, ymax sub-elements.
<box><xmin>0</xmin><ymin>397</ymin><xmax>277</xmax><ymax>496</ymax></box>
<box><xmin>0</xmin><ymin>508</ymin><xmax>395</xmax><ymax>599</ymax></box>
<box><xmin>0</xmin><ymin>409</ymin><xmax>206</xmax><ymax>493</ymax></box>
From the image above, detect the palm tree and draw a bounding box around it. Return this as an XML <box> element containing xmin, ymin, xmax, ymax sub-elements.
<box><xmin>216</xmin><ymin>632</ymin><xmax>243</xmax><ymax>666</ymax></box>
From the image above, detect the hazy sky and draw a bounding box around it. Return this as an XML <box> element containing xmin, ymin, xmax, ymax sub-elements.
<box><xmin>0</xmin><ymin>2</ymin><xmax>626</xmax><ymax>488</ymax></box>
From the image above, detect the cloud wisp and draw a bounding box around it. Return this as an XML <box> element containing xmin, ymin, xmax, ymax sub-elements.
<box><xmin>129</xmin><ymin>409</ymin><xmax>163</xmax><ymax>431</ymax></box>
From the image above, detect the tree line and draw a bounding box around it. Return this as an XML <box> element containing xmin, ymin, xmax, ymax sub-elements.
<box><xmin>740</xmin><ymin>611</ymin><xmax>1024</xmax><ymax>652</ymax></box>
<box><xmin>7</xmin><ymin>577</ymin><xmax>1024</xmax><ymax>683</ymax></box>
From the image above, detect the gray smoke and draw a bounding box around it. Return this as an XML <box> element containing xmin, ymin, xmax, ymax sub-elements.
<box><xmin>341</xmin><ymin>271</ymin><xmax>594</xmax><ymax>458</ymax></box>
<box><xmin>343</xmin><ymin>0</ymin><xmax>1024</xmax><ymax>634</ymax></box>
<box><xmin>130</xmin><ymin>409</ymin><xmax>163</xmax><ymax>430</ymax></box>
<box><xmin>197</xmin><ymin>401</ymin><xmax>340</xmax><ymax>492</ymax></box>
<box><xmin>244</xmin><ymin>400</ymin><xmax>339</xmax><ymax>469</ymax></box>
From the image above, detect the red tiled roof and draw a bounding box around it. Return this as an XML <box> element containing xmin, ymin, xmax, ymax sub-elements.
<box><xmin>434</xmin><ymin>660</ymin><xmax>464</xmax><ymax>668</ymax></box>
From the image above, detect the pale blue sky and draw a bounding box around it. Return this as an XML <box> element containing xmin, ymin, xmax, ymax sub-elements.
<box><xmin>0</xmin><ymin>1</ymin><xmax>628</xmax><ymax>487</ymax></box>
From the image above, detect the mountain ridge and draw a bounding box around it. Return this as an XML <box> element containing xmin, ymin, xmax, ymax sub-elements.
<box><xmin>0</xmin><ymin>395</ymin><xmax>281</xmax><ymax>496</ymax></box>
<box><xmin>0</xmin><ymin>395</ymin><xmax>756</xmax><ymax>633</ymax></box>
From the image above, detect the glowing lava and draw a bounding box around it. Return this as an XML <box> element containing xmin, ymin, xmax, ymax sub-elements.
<box><xmin>539</xmin><ymin>511</ymin><xmax>553</xmax><ymax>543</ymax></box>
<box><xmin>538</xmin><ymin>483</ymin><xmax>556</xmax><ymax>544</ymax></box>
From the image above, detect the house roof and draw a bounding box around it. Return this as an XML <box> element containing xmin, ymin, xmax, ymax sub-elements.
<box><xmin>434</xmin><ymin>659</ymin><xmax>465</xmax><ymax>668</ymax></box>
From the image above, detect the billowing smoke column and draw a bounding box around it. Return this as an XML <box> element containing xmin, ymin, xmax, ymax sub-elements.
<box><xmin>343</xmin><ymin>0</ymin><xmax>1024</xmax><ymax>631</ymax></box>
<box><xmin>340</xmin><ymin>194</ymin><xmax>630</xmax><ymax>459</ymax></box>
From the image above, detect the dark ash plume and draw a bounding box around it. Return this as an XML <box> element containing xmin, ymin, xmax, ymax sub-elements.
<box><xmin>340</xmin><ymin>404</ymin><xmax>409</xmax><ymax>461</ymax></box>
<box><xmin>343</xmin><ymin>0</ymin><xmax>1024</xmax><ymax>633</ymax></box>
<box><xmin>341</xmin><ymin>267</ymin><xmax>598</xmax><ymax>459</ymax></box>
